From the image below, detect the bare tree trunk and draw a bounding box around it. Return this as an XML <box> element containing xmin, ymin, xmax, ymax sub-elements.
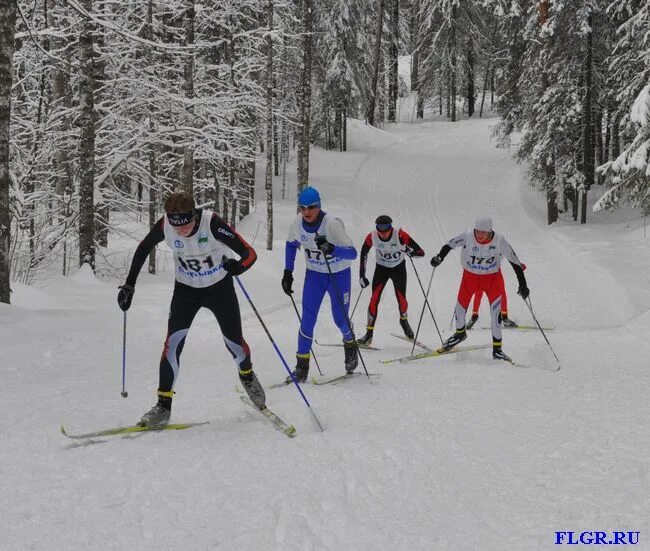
<box><xmin>296</xmin><ymin>0</ymin><xmax>312</xmax><ymax>195</ymax></box>
<box><xmin>78</xmin><ymin>0</ymin><xmax>96</xmax><ymax>270</ymax></box>
<box><xmin>265</xmin><ymin>0</ymin><xmax>274</xmax><ymax>249</ymax></box>
<box><xmin>450</xmin><ymin>5</ymin><xmax>457</xmax><ymax>122</ymax></box>
<box><xmin>367</xmin><ymin>0</ymin><xmax>385</xmax><ymax>126</ymax></box>
<box><xmin>466</xmin><ymin>45</ymin><xmax>475</xmax><ymax>118</ymax></box>
<box><xmin>581</xmin><ymin>11</ymin><xmax>593</xmax><ymax>225</ymax></box>
<box><xmin>95</xmin><ymin>3</ymin><xmax>109</xmax><ymax>248</ymax></box>
<box><xmin>538</xmin><ymin>1</ymin><xmax>557</xmax><ymax>225</ymax></box>
<box><xmin>479</xmin><ymin>63</ymin><xmax>489</xmax><ymax>117</ymax></box>
<box><xmin>181</xmin><ymin>0</ymin><xmax>195</xmax><ymax>195</ymax></box>
<box><xmin>388</xmin><ymin>0</ymin><xmax>399</xmax><ymax>123</ymax></box>
<box><xmin>0</xmin><ymin>0</ymin><xmax>17</xmax><ymax>303</ymax></box>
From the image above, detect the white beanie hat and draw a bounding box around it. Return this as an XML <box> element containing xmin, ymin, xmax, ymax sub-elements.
<box><xmin>474</xmin><ymin>215</ymin><xmax>493</xmax><ymax>232</ymax></box>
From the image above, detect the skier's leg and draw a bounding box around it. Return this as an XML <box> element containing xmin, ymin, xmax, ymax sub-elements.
<box><xmin>204</xmin><ymin>277</ymin><xmax>251</xmax><ymax>373</ymax></box>
<box><xmin>366</xmin><ymin>266</ymin><xmax>389</xmax><ymax>329</ymax></box>
<box><xmin>440</xmin><ymin>271</ymin><xmax>476</xmax><ymax>350</ymax></box>
<box><xmin>391</xmin><ymin>263</ymin><xmax>413</xmax><ymax>338</ymax></box>
<box><xmin>141</xmin><ymin>283</ymin><xmax>200</xmax><ymax>426</ymax></box>
<box><xmin>298</xmin><ymin>270</ymin><xmax>327</xmax><ymax>355</ymax></box>
<box><xmin>328</xmin><ymin>268</ymin><xmax>358</xmax><ymax>372</ymax></box>
<box><xmin>329</xmin><ymin>268</ymin><xmax>353</xmax><ymax>340</ymax></box>
<box><xmin>484</xmin><ymin>272</ymin><xmax>506</xmax><ymax>356</ymax></box>
<box><xmin>205</xmin><ymin>277</ymin><xmax>265</xmax><ymax>407</ymax></box>
<box><xmin>159</xmin><ymin>283</ymin><xmax>201</xmax><ymax>393</ymax></box>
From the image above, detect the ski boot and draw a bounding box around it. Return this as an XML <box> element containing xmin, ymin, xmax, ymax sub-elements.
<box><xmin>493</xmin><ymin>348</ymin><xmax>512</xmax><ymax>361</ymax></box>
<box><xmin>466</xmin><ymin>314</ymin><xmax>479</xmax><ymax>330</ymax></box>
<box><xmin>399</xmin><ymin>316</ymin><xmax>415</xmax><ymax>340</ymax></box>
<box><xmin>239</xmin><ymin>369</ymin><xmax>266</xmax><ymax>408</ymax></box>
<box><xmin>492</xmin><ymin>339</ymin><xmax>511</xmax><ymax>361</ymax></box>
<box><xmin>357</xmin><ymin>327</ymin><xmax>374</xmax><ymax>346</ymax></box>
<box><xmin>438</xmin><ymin>328</ymin><xmax>467</xmax><ymax>352</ymax></box>
<box><xmin>502</xmin><ymin>315</ymin><xmax>518</xmax><ymax>328</ymax></box>
<box><xmin>285</xmin><ymin>355</ymin><xmax>310</xmax><ymax>384</ymax></box>
<box><xmin>138</xmin><ymin>391</ymin><xmax>172</xmax><ymax>428</ymax></box>
<box><xmin>343</xmin><ymin>340</ymin><xmax>359</xmax><ymax>374</ymax></box>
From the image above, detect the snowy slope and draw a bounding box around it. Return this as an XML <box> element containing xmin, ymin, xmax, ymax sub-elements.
<box><xmin>2</xmin><ymin>117</ymin><xmax>649</xmax><ymax>551</ymax></box>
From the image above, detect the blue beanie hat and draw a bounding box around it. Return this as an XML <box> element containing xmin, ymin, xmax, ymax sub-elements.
<box><xmin>298</xmin><ymin>187</ymin><xmax>321</xmax><ymax>208</ymax></box>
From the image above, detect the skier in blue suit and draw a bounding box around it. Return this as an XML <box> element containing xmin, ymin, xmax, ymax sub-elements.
<box><xmin>281</xmin><ymin>187</ymin><xmax>358</xmax><ymax>382</ymax></box>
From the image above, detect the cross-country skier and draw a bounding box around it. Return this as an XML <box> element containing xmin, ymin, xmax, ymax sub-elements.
<box><xmin>117</xmin><ymin>190</ymin><xmax>265</xmax><ymax>428</ymax></box>
<box><xmin>281</xmin><ymin>187</ymin><xmax>358</xmax><ymax>382</ymax></box>
<box><xmin>429</xmin><ymin>215</ymin><xmax>529</xmax><ymax>361</ymax></box>
<box><xmin>357</xmin><ymin>215</ymin><xmax>425</xmax><ymax>345</ymax></box>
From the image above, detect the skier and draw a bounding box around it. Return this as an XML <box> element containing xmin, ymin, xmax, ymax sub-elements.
<box><xmin>466</xmin><ymin>269</ymin><xmax>522</xmax><ymax>330</ymax></box>
<box><xmin>429</xmin><ymin>215</ymin><xmax>529</xmax><ymax>361</ymax></box>
<box><xmin>357</xmin><ymin>215</ymin><xmax>425</xmax><ymax>345</ymax></box>
<box><xmin>281</xmin><ymin>187</ymin><xmax>358</xmax><ymax>382</ymax></box>
<box><xmin>117</xmin><ymin>190</ymin><xmax>265</xmax><ymax>428</ymax></box>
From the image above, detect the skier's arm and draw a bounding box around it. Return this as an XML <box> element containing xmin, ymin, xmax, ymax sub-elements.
<box><xmin>398</xmin><ymin>229</ymin><xmax>425</xmax><ymax>257</ymax></box>
<box><xmin>503</xmin><ymin>237</ymin><xmax>529</xmax><ymax>296</ymax></box>
<box><xmin>285</xmin><ymin>220</ymin><xmax>300</xmax><ymax>272</ymax></box>
<box><xmin>124</xmin><ymin>218</ymin><xmax>165</xmax><ymax>286</ymax></box>
<box><xmin>359</xmin><ymin>233</ymin><xmax>373</xmax><ymax>278</ymax></box>
<box><xmin>209</xmin><ymin>214</ymin><xmax>257</xmax><ymax>274</ymax></box>
<box><xmin>430</xmin><ymin>232</ymin><xmax>466</xmax><ymax>267</ymax></box>
<box><xmin>325</xmin><ymin>218</ymin><xmax>357</xmax><ymax>260</ymax></box>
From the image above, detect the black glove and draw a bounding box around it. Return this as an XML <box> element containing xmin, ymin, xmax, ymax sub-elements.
<box><xmin>222</xmin><ymin>257</ymin><xmax>246</xmax><ymax>276</ymax></box>
<box><xmin>359</xmin><ymin>276</ymin><xmax>370</xmax><ymax>289</ymax></box>
<box><xmin>117</xmin><ymin>284</ymin><xmax>135</xmax><ymax>312</ymax></box>
<box><xmin>430</xmin><ymin>255</ymin><xmax>443</xmax><ymax>267</ymax></box>
<box><xmin>518</xmin><ymin>285</ymin><xmax>530</xmax><ymax>300</ymax></box>
<box><xmin>315</xmin><ymin>235</ymin><xmax>335</xmax><ymax>256</ymax></box>
<box><xmin>281</xmin><ymin>269</ymin><xmax>294</xmax><ymax>296</ymax></box>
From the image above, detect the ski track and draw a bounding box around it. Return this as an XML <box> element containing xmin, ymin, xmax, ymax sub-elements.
<box><xmin>2</xmin><ymin>117</ymin><xmax>650</xmax><ymax>550</ymax></box>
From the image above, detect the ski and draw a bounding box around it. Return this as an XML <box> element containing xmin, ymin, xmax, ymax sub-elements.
<box><xmin>389</xmin><ymin>333</ymin><xmax>433</xmax><ymax>351</ymax></box>
<box><xmin>310</xmin><ymin>372</ymin><xmax>383</xmax><ymax>386</ymax></box>
<box><xmin>476</xmin><ymin>324</ymin><xmax>555</xmax><ymax>331</ymax></box>
<box><xmin>240</xmin><ymin>395</ymin><xmax>296</xmax><ymax>437</ymax></box>
<box><xmin>60</xmin><ymin>422</ymin><xmax>208</xmax><ymax>440</ymax></box>
<box><xmin>492</xmin><ymin>355</ymin><xmax>560</xmax><ymax>372</ymax></box>
<box><xmin>315</xmin><ymin>340</ymin><xmax>380</xmax><ymax>351</ymax></box>
<box><xmin>380</xmin><ymin>344</ymin><xmax>492</xmax><ymax>365</ymax></box>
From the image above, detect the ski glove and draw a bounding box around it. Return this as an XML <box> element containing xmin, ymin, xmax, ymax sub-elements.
<box><xmin>117</xmin><ymin>284</ymin><xmax>135</xmax><ymax>311</ymax></box>
<box><xmin>222</xmin><ymin>257</ymin><xmax>246</xmax><ymax>276</ymax></box>
<box><xmin>406</xmin><ymin>248</ymin><xmax>424</xmax><ymax>258</ymax></box>
<box><xmin>517</xmin><ymin>285</ymin><xmax>530</xmax><ymax>300</ymax></box>
<box><xmin>359</xmin><ymin>276</ymin><xmax>370</xmax><ymax>289</ymax></box>
<box><xmin>430</xmin><ymin>255</ymin><xmax>443</xmax><ymax>267</ymax></box>
<box><xmin>281</xmin><ymin>269</ymin><xmax>294</xmax><ymax>295</ymax></box>
<box><xmin>314</xmin><ymin>235</ymin><xmax>335</xmax><ymax>256</ymax></box>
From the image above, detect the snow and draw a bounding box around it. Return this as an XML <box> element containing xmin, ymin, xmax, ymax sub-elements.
<box><xmin>3</xmin><ymin>117</ymin><xmax>650</xmax><ymax>550</ymax></box>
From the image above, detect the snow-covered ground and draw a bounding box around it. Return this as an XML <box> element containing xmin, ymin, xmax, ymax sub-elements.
<box><xmin>2</xmin><ymin>116</ymin><xmax>650</xmax><ymax>550</ymax></box>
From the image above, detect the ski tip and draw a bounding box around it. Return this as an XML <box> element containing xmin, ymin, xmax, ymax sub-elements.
<box><xmin>60</xmin><ymin>425</ymin><xmax>68</xmax><ymax>436</ymax></box>
<box><xmin>285</xmin><ymin>425</ymin><xmax>297</xmax><ymax>437</ymax></box>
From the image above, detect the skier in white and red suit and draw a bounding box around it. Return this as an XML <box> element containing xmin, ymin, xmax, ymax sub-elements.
<box><xmin>357</xmin><ymin>215</ymin><xmax>425</xmax><ymax>345</ymax></box>
<box><xmin>429</xmin><ymin>215</ymin><xmax>530</xmax><ymax>361</ymax></box>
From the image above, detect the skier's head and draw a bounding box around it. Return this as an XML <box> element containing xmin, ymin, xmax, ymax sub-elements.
<box><xmin>298</xmin><ymin>187</ymin><xmax>321</xmax><ymax>222</ymax></box>
<box><xmin>375</xmin><ymin>214</ymin><xmax>393</xmax><ymax>235</ymax></box>
<box><xmin>474</xmin><ymin>215</ymin><xmax>493</xmax><ymax>243</ymax></box>
<box><xmin>164</xmin><ymin>190</ymin><xmax>197</xmax><ymax>236</ymax></box>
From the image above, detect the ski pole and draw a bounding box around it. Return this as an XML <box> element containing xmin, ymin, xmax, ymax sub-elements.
<box><xmin>289</xmin><ymin>295</ymin><xmax>323</xmax><ymax>376</ymax></box>
<box><xmin>408</xmin><ymin>255</ymin><xmax>444</xmax><ymax>345</ymax></box>
<box><xmin>233</xmin><ymin>275</ymin><xmax>324</xmax><ymax>431</ymax></box>
<box><xmin>121</xmin><ymin>311</ymin><xmax>128</xmax><ymax>398</ymax></box>
<box><xmin>316</xmin><ymin>233</ymin><xmax>371</xmax><ymax>380</ymax></box>
<box><xmin>350</xmin><ymin>287</ymin><xmax>365</xmax><ymax>320</ymax></box>
<box><xmin>411</xmin><ymin>267</ymin><xmax>435</xmax><ymax>355</ymax></box>
<box><xmin>522</xmin><ymin>295</ymin><xmax>561</xmax><ymax>371</ymax></box>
